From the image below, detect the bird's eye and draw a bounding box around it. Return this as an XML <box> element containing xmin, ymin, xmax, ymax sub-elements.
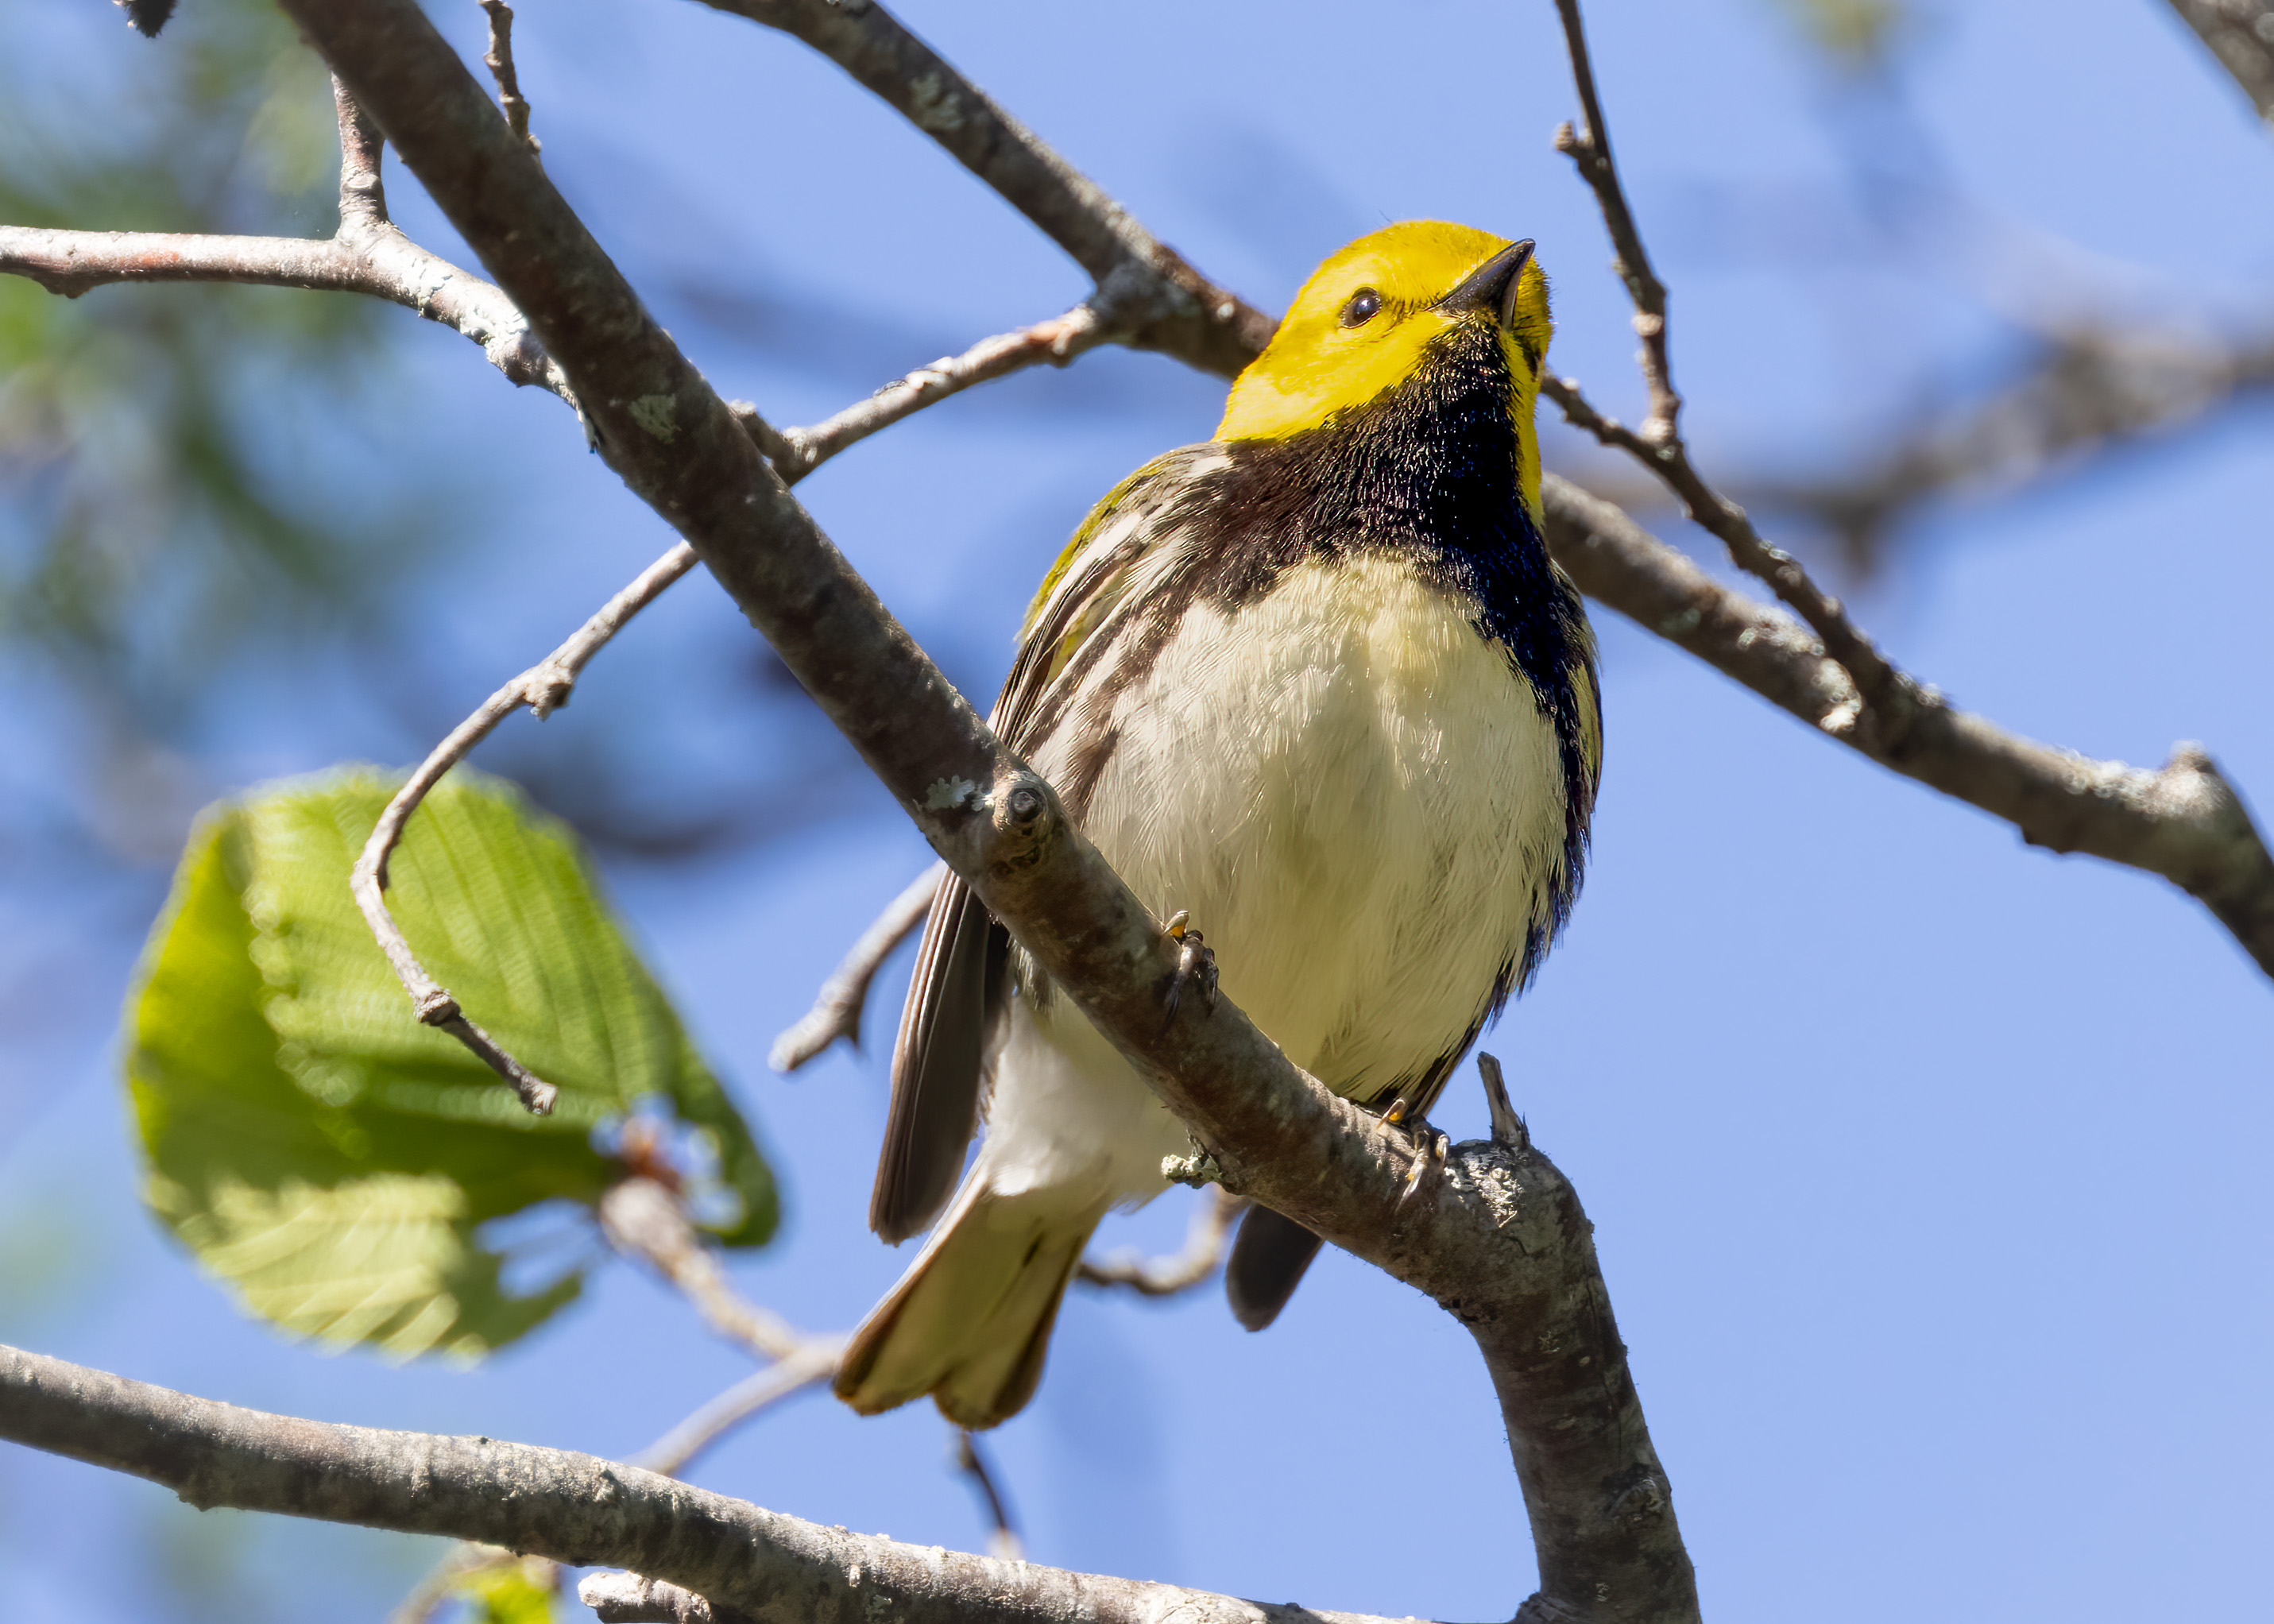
<box><xmin>1340</xmin><ymin>288</ymin><xmax>1383</xmax><ymax>327</ymax></box>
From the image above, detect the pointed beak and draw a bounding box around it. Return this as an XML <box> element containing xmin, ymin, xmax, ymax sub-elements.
<box><xmin>1436</xmin><ymin>238</ymin><xmax>1536</xmax><ymax>331</ymax></box>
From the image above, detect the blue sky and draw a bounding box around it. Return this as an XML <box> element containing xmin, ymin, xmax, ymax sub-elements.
<box><xmin>2</xmin><ymin>2</ymin><xmax>2270</xmax><ymax>1621</ymax></box>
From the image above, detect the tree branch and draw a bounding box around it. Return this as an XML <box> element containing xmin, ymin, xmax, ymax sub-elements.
<box><xmin>584</xmin><ymin>1571</ymin><xmax>757</xmax><ymax>1624</ymax></box>
<box><xmin>768</xmin><ymin>304</ymin><xmax>1108</xmax><ymax>476</ymax></box>
<box><xmin>1544</xmin><ymin>2</ymin><xmax>1915</xmax><ymax>740</ymax></box>
<box><xmin>1077</xmin><ymin>1186</ymin><xmax>1247</xmax><ymax>1297</ymax></box>
<box><xmin>1549</xmin><ymin>0</ymin><xmax>1678</xmax><ymax>447</ymax></box>
<box><xmin>769</xmin><ymin>863</ymin><xmax>940</xmax><ymax>1071</ymax></box>
<box><xmin>1545</xmin><ymin>371</ymin><xmax>1914</xmax><ymax>721</ymax></box>
<box><xmin>478</xmin><ymin>0</ymin><xmax>542</xmax><ymax>157</ymax></box>
<box><xmin>0</xmin><ymin>79</ymin><xmax>570</xmax><ymax>400</ymax></box>
<box><xmin>630</xmin><ymin>1348</ymin><xmax>844</xmax><ymax>1481</ymax></box>
<box><xmin>391</xmin><ymin>1197</ymin><xmax>844</xmax><ymax>1624</ymax></box>
<box><xmin>686</xmin><ymin>0</ymin><xmax>1274</xmax><ymax>377</ymax></box>
<box><xmin>0</xmin><ymin>1342</ymin><xmax>1410</xmax><ymax>1624</ymax></box>
<box><xmin>348</xmin><ymin>541</ymin><xmax>698</xmax><ymax>1110</ymax></box>
<box><xmin>598</xmin><ymin>1177</ymin><xmax>819</xmax><ymax>1365</ymax></box>
<box><xmin>2166</xmin><ymin>1</ymin><xmax>2274</xmax><ymax>120</ymax></box>
<box><xmin>360</xmin><ymin>308</ymin><xmax>1110</xmax><ymax>1098</ymax></box>
<box><xmin>1538</xmin><ymin>474</ymin><xmax>2274</xmax><ymax>973</ymax></box>
<box><xmin>675</xmin><ymin>0</ymin><xmax>2274</xmax><ymax>977</ymax></box>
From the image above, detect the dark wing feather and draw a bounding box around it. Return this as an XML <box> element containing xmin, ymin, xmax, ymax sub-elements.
<box><xmin>872</xmin><ymin>876</ymin><xmax>1007</xmax><ymax>1241</ymax></box>
<box><xmin>866</xmin><ymin>450</ymin><xmax>1207</xmax><ymax>1243</ymax></box>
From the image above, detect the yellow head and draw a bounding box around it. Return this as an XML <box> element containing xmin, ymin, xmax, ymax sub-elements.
<box><xmin>1216</xmin><ymin>222</ymin><xmax>1552</xmax><ymax>445</ymax></box>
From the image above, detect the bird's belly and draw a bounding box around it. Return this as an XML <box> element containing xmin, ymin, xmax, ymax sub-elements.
<box><xmin>1039</xmin><ymin>551</ymin><xmax>1568</xmax><ymax>1103</ymax></box>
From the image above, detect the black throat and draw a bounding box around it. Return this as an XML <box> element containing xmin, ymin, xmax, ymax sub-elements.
<box><xmin>1178</xmin><ymin>319</ymin><xmax>1599</xmax><ymax>988</ymax></box>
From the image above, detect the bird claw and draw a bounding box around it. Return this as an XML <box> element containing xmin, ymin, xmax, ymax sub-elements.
<box><xmin>1161</xmin><ymin>911</ymin><xmax>1219</xmax><ymax>1029</ymax></box>
<box><xmin>1381</xmin><ymin>1096</ymin><xmax>1449</xmax><ymax>1204</ymax></box>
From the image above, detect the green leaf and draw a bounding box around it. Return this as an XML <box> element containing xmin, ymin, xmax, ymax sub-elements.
<box><xmin>125</xmin><ymin>767</ymin><xmax>775</xmax><ymax>1359</ymax></box>
<box><xmin>455</xmin><ymin>1560</ymin><xmax>561</xmax><ymax>1624</ymax></box>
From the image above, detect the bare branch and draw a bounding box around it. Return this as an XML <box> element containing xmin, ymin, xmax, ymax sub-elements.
<box><xmin>1531</xmin><ymin>4</ymin><xmax>2274</xmax><ymax>973</ymax></box>
<box><xmin>1549</xmin><ymin>0</ymin><xmax>1678</xmax><ymax>446</ymax></box>
<box><xmin>334</xmin><ymin>75</ymin><xmax>389</xmax><ymax>230</ymax></box>
<box><xmin>687</xmin><ymin>0</ymin><xmax>1273</xmax><ymax>376</ymax></box>
<box><xmin>2166</xmin><ymin>1</ymin><xmax>2274</xmax><ymax>121</ymax></box>
<box><xmin>478</xmin><ymin>0</ymin><xmax>542</xmax><ymax>156</ymax></box>
<box><xmin>1538</xmin><ymin>474</ymin><xmax>2274</xmax><ymax>974</ymax></box>
<box><xmin>1545</xmin><ymin>371</ymin><xmax>1913</xmax><ymax>716</ymax></box>
<box><xmin>362</xmin><ymin>306</ymin><xmax>1103</xmax><ymax>1096</ymax></box>
<box><xmin>598</xmin><ymin>1177</ymin><xmax>812</xmax><ymax>1363</ymax></box>
<box><xmin>1543</xmin><ymin>0</ymin><xmax>1935</xmax><ymax>768</ymax></box>
<box><xmin>0</xmin><ymin>82</ymin><xmax>569</xmax><ymax>400</ymax></box>
<box><xmin>770</xmin><ymin>864</ymin><xmax>939</xmax><ymax>1071</ymax></box>
<box><xmin>269</xmin><ymin>0</ymin><xmax>2268</xmax><ymax>1607</ymax></box>
<box><xmin>1</xmin><ymin>1342</ymin><xmax>1417</xmax><ymax>1624</ymax></box>
<box><xmin>1077</xmin><ymin>1186</ymin><xmax>1247</xmax><ymax>1297</ymax></box>
<box><xmin>1477</xmin><ymin>1054</ymin><xmax>1528</xmax><ymax>1150</ymax></box>
<box><xmin>769</xmin><ymin>304</ymin><xmax>1108</xmax><ymax>478</ymax></box>
<box><xmin>584</xmin><ymin>1572</ymin><xmax>756</xmax><ymax>1624</ymax></box>
<box><xmin>395</xmin><ymin>1255</ymin><xmax>840</xmax><ymax>1623</ymax></box>
<box><xmin>348</xmin><ymin>542</ymin><xmax>698</xmax><ymax>1109</ymax></box>
<box><xmin>631</xmin><ymin>1346</ymin><xmax>845</xmax><ymax>1480</ymax></box>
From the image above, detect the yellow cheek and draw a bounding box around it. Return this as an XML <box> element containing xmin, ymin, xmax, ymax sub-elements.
<box><xmin>1216</xmin><ymin>316</ymin><xmax>1454</xmax><ymax>442</ymax></box>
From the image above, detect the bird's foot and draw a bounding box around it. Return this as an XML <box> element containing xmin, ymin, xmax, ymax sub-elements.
<box><xmin>1159</xmin><ymin>910</ymin><xmax>1218</xmax><ymax>1029</ymax></box>
<box><xmin>1381</xmin><ymin>1093</ymin><xmax>1451</xmax><ymax>1204</ymax></box>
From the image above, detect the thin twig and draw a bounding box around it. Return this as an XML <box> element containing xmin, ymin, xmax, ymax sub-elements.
<box><xmin>394</xmin><ymin>1346</ymin><xmax>839</xmax><ymax>1622</ymax></box>
<box><xmin>770</xmin><ymin>864</ymin><xmax>940</xmax><ymax>1071</ymax></box>
<box><xmin>953</xmin><ymin>1432</ymin><xmax>1023</xmax><ymax>1561</ymax></box>
<box><xmin>633</xmin><ymin>1343</ymin><xmax>846</xmax><ymax>1479</ymax></box>
<box><xmin>348</xmin><ymin>543</ymin><xmax>697</xmax><ymax>1110</ymax></box>
<box><xmin>1538</xmin><ymin>473</ymin><xmax>2274</xmax><ymax>972</ymax></box>
<box><xmin>598</xmin><ymin>1177</ymin><xmax>810</xmax><ymax>1361</ymax></box>
<box><xmin>478</xmin><ymin>0</ymin><xmax>541</xmax><ymax>156</ymax></box>
<box><xmin>1476</xmin><ymin>1053</ymin><xmax>1527</xmax><ymax>1151</ymax></box>
<box><xmin>393</xmin><ymin>1173</ymin><xmax>843</xmax><ymax>1623</ymax></box>
<box><xmin>362</xmin><ymin>306</ymin><xmax>1112</xmax><ymax>1102</ymax></box>
<box><xmin>1545</xmin><ymin>0</ymin><xmax>1912</xmax><ymax>736</ymax></box>
<box><xmin>582</xmin><ymin>1572</ymin><xmax>756</xmax><ymax>1624</ymax></box>
<box><xmin>0</xmin><ymin>80</ymin><xmax>570</xmax><ymax>401</ymax></box>
<box><xmin>1549</xmin><ymin>0</ymin><xmax>1678</xmax><ymax>447</ymax></box>
<box><xmin>1077</xmin><ymin>1186</ymin><xmax>1248</xmax><ymax>1297</ymax></box>
<box><xmin>768</xmin><ymin>304</ymin><xmax>1107</xmax><ymax>478</ymax></box>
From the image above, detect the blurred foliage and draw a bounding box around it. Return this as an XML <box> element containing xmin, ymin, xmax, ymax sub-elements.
<box><xmin>448</xmin><ymin>1558</ymin><xmax>563</xmax><ymax>1624</ymax></box>
<box><xmin>0</xmin><ymin>0</ymin><xmax>409</xmax><ymax>721</ymax></box>
<box><xmin>124</xmin><ymin>768</ymin><xmax>775</xmax><ymax>1359</ymax></box>
<box><xmin>1766</xmin><ymin>0</ymin><xmax>1910</xmax><ymax>70</ymax></box>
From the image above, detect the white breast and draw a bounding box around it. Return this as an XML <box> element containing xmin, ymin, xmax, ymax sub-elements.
<box><xmin>1031</xmin><ymin>551</ymin><xmax>1568</xmax><ymax>1104</ymax></box>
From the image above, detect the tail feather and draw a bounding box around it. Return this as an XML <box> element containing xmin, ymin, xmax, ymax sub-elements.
<box><xmin>1225</xmin><ymin>1203</ymin><xmax>1326</xmax><ymax>1332</ymax></box>
<box><xmin>836</xmin><ymin>1183</ymin><xmax>1105</xmax><ymax>1430</ymax></box>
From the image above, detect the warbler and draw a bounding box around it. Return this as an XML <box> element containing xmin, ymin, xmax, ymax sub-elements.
<box><xmin>835</xmin><ymin>222</ymin><xmax>1600</xmax><ymax>1429</ymax></box>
